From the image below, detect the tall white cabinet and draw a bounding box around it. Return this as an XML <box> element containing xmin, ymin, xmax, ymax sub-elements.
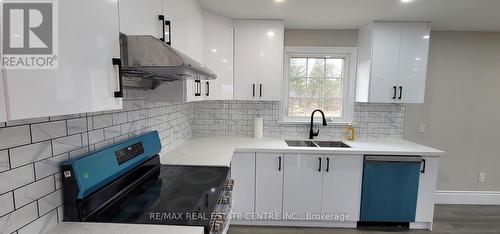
<box><xmin>1</xmin><ymin>0</ymin><xmax>122</xmax><ymax>121</ymax></box>
<box><xmin>356</xmin><ymin>21</ymin><xmax>430</xmax><ymax>103</ymax></box>
<box><xmin>203</xmin><ymin>11</ymin><xmax>234</xmax><ymax>100</ymax></box>
<box><xmin>234</xmin><ymin>20</ymin><xmax>284</xmax><ymax>101</ymax></box>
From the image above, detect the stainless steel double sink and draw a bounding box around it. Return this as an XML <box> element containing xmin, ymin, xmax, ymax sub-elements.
<box><xmin>285</xmin><ymin>140</ymin><xmax>350</xmax><ymax>148</ymax></box>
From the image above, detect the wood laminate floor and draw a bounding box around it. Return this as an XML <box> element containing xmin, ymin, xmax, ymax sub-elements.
<box><xmin>228</xmin><ymin>205</ymin><xmax>500</xmax><ymax>234</ymax></box>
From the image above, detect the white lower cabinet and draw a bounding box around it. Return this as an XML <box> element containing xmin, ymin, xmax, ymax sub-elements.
<box><xmin>321</xmin><ymin>155</ymin><xmax>363</xmax><ymax>222</ymax></box>
<box><xmin>415</xmin><ymin>156</ymin><xmax>439</xmax><ymax>223</ymax></box>
<box><xmin>283</xmin><ymin>154</ymin><xmax>323</xmax><ymax>220</ymax></box>
<box><xmin>255</xmin><ymin>153</ymin><xmax>283</xmax><ymax>215</ymax></box>
<box><xmin>231</xmin><ymin>152</ymin><xmax>255</xmax><ymax>219</ymax></box>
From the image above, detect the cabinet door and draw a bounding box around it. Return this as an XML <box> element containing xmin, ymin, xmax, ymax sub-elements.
<box><xmin>203</xmin><ymin>11</ymin><xmax>234</xmax><ymax>100</ymax></box>
<box><xmin>398</xmin><ymin>23</ymin><xmax>430</xmax><ymax>103</ymax></box>
<box><xmin>283</xmin><ymin>154</ymin><xmax>323</xmax><ymax>220</ymax></box>
<box><xmin>258</xmin><ymin>21</ymin><xmax>284</xmax><ymax>101</ymax></box>
<box><xmin>0</xmin><ymin>71</ymin><xmax>7</xmax><ymax>122</ymax></box>
<box><xmin>369</xmin><ymin>22</ymin><xmax>401</xmax><ymax>103</ymax></box>
<box><xmin>231</xmin><ymin>152</ymin><xmax>256</xmax><ymax>217</ymax></box>
<box><xmin>255</xmin><ymin>153</ymin><xmax>283</xmax><ymax>215</ymax></box>
<box><xmin>119</xmin><ymin>0</ymin><xmax>164</xmax><ymax>38</ymax></box>
<box><xmin>234</xmin><ymin>21</ymin><xmax>259</xmax><ymax>100</ymax></box>
<box><xmin>415</xmin><ymin>157</ymin><xmax>439</xmax><ymax>222</ymax></box>
<box><xmin>3</xmin><ymin>0</ymin><xmax>122</xmax><ymax>121</ymax></box>
<box><xmin>321</xmin><ymin>155</ymin><xmax>363</xmax><ymax>221</ymax></box>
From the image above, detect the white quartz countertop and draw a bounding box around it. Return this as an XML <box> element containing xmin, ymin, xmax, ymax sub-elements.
<box><xmin>161</xmin><ymin>137</ymin><xmax>445</xmax><ymax>167</ymax></box>
<box><xmin>46</xmin><ymin>222</ymin><xmax>203</xmax><ymax>234</ymax></box>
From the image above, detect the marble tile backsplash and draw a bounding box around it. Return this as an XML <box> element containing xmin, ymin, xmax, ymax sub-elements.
<box><xmin>0</xmin><ymin>89</ymin><xmax>193</xmax><ymax>234</ymax></box>
<box><xmin>193</xmin><ymin>101</ymin><xmax>405</xmax><ymax>140</ymax></box>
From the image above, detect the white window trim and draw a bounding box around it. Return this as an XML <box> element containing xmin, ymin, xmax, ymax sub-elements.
<box><xmin>281</xmin><ymin>46</ymin><xmax>357</xmax><ymax>125</ymax></box>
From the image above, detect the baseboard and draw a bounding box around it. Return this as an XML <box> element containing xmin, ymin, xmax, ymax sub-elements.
<box><xmin>436</xmin><ymin>190</ymin><xmax>500</xmax><ymax>205</ymax></box>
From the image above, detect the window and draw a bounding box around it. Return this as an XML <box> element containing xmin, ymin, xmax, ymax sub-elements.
<box><xmin>282</xmin><ymin>47</ymin><xmax>356</xmax><ymax>123</ymax></box>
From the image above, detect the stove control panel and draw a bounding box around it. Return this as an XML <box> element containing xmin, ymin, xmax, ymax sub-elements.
<box><xmin>115</xmin><ymin>142</ymin><xmax>145</xmax><ymax>165</ymax></box>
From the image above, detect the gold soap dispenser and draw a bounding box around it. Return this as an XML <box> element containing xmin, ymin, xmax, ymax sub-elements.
<box><xmin>346</xmin><ymin>123</ymin><xmax>356</xmax><ymax>141</ymax></box>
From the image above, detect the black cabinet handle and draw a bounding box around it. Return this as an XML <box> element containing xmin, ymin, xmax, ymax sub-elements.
<box><xmin>278</xmin><ymin>156</ymin><xmax>282</xmax><ymax>171</ymax></box>
<box><xmin>318</xmin><ymin>157</ymin><xmax>322</xmax><ymax>172</ymax></box>
<box><xmin>112</xmin><ymin>58</ymin><xmax>123</xmax><ymax>98</ymax></box>
<box><xmin>393</xmin><ymin>86</ymin><xmax>397</xmax><ymax>99</ymax></box>
<box><xmin>421</xmin><ymin>159</ymin><xmax>426</xmax><ymax>173</ymax></box>
<box><xmin>206</xmin><ymin>82</ymin><xmax>210</xmax><ymax>96</ymax></box>
<box><xmin>399</xmin><ymin>86</ymin><xmax>403</xmax><ymax>99</ymax></box>
<box><xmin>194</xmin><ymin>80</ymin><xmax>201</xmax><ymax>96</ymax></box>
<box><xmin>158</xmin><ymin>15</ymin><xmax>165</xmax><ymax>42</ymax></box>
<box><xmin>165</xmin><ymin>20</ymin><xmax>171</xmax><ymax>46</ymax></box>
<box><xmin>259</xmin><ymin>84</ymin><xmax>263</xmax><ymax>98</ymax></box>
<box><xmin>252</xmin><ymin>84</ymin><xmax>256</xmax><ymax>97</ymax></box>
<box><xmin>326</xmin><ymin>158</ymin><xmax>330</xmax><ymax>172</ymax></box>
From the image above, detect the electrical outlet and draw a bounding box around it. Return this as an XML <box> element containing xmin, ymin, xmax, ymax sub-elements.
<box><xmin>478</xmin><ymin>172</ymin><xmax>486</xmax><ymax>183</ymax></box>
<box><xmin>418</xmin><ymin>123</ymin><xmax>426</xmax><ymax>133</ymax></box>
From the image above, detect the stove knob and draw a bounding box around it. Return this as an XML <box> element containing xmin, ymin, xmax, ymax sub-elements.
<box><xmin>213</xmin><ymin>222</ymin><xmax>223</xmax><ymax>232</ymax></box>
<box><xmin>221</xmin><ymin>196</ymin><xmax>231</xmax><ymax>205</ymax></box>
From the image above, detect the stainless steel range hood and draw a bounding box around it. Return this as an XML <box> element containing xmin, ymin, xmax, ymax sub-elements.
<box><xmin>119</xmin><ymin>33</ymin><xmax>216</xmax><ymax>89</ymax></box>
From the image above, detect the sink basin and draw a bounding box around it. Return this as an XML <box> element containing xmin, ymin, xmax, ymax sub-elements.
<box><xmin>314</xmin><ymin>141</ymin><xmax>351</xmax><ymax>148</ymax></box>
<box><xmin>285</xmin><ymin>140</ymin><xmax>317</xmax><ymax>147</ymax></box>
<box><xmin>285</xmin><ymin>140</ymin><xmax>351</xmax><ymax>148</ymax></box>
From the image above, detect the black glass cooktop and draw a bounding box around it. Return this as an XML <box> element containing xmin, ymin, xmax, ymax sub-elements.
<box><xmin>87</xmin><ymin>165</ymin><xmax>229</xmax><ymax>229</ymax></box>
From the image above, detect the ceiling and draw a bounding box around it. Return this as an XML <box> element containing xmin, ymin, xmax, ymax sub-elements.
<box><xmin>198</xmin><ymin>0</ymin><xmax>500</xmax><ymax>31</ymax></box>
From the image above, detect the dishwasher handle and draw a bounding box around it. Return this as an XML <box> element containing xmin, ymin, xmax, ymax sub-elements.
<box><xmin>365</xmin><ymin>156</ymin><xmax>422</xmax><ymax>163</ymax></box>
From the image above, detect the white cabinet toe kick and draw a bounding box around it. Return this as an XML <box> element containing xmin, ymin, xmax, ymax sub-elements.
<box><xmin>229</xmin><ymin>152</ymin><xmax>438</xmax><ymax>230</ymax></box>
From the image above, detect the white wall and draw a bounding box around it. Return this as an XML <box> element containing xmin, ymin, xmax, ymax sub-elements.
<box><xmin>405</xmin><ymin>31</ymin><xmax>500</xmax><ymax>191</ymax></box>
<box><xmin>285</xmin><ymin>29</ymin><xmax>358</xmax><ymax>47</ymax></box>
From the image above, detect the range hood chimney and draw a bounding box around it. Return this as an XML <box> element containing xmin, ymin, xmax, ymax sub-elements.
<box><xmin>119</xmin><ymin>33</ymin><xmax>216</xmax><ymax>89</ymax></box>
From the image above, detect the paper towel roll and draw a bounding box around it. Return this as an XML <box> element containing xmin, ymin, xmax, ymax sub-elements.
<box><xmin>254</xmin><ymin>116</ymin><xmax>264</xmax><ymax>139</ymax></box>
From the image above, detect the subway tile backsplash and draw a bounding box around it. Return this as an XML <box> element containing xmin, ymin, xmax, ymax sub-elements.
<box><xmin>192</xmin><ymin>100</ymin><xmax>405</xmax><ymax>139</ymax></box>
<box><xmin>0</xmin><ymin>90</ymin><xmax>404</xmax><ymax>233</ymax></box>
<box><xmin>0</xmin><ymin>89</ymin><xmax>194</xmax><ymax>234</ymax></box>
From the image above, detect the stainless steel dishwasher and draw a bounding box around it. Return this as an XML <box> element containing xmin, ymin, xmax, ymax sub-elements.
<box><xmin>360</xmin><ymin>155</ymin><xmax>425</xmax><ymax>223</ymax></box>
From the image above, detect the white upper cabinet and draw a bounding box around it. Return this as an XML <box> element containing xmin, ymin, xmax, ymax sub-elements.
<box><xmin>356</xmin><ymin>22</ymin><xmax>430</xmax><ymax>103</ymax></box>
<box><xmin>234</xmin><ymin>20</ymin><xmax>284</xmax><ymax>101</ymax></box>
<box><xmin>145</xmin><ymin>0</ymin><xmax>205</xmax><ymax>103</ymax></box>
<box><xmin>1</xmin><ymin>0</ymin><xmax>122</xmax><ymax>121</ymax></box>
<box><xmin>203</xmin><ymin>11</ymin><xmax>234</xmax><ymax>100</ymax></box>
<box><xmin>118</xmin><ymin>0</ymin><xmax>164</xmax><ymax>39</ymax></box>
<box><xmin>0</xmin><ymin>71</ymin><xmax>6</xmax><ymax>122</ymax></box>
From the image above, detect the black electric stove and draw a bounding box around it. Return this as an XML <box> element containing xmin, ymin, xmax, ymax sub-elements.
<box><xmin>89</xmin><ymin>163</ymin><xmax>229</xmax><ymax>227</ymax></box>
<box><xmin>61</xmin><ymin>132</ymin><xmax>232</xmax><ymax>234</ymax></box>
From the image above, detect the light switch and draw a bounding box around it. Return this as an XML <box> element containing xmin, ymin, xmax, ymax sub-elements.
<box><xmin>418</xmin><ymin>123</ymin><xmax>426</xmax><ymax>133</ymax></box>
<box><xmin>479</xmin><ymin>172</ymin><xmax>486</xmax><ymax>183</ymax></box>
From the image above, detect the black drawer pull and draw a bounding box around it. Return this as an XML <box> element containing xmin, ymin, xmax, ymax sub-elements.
<box><xmin>421</xmin><ymin>159</ymin><xmax>426</xmax><ymax>173</ymax></box>
<box><xmin>112</xmin><ymin>58</ymin><xmax>123</xmax><ymax>98</ymax></box>
<box><xmin>278</xmin><ymin>156</ymin><xmax>282</xmax><ymax>171</ymax></box>
<box><xmin>318</xmin><ymin>157</ymin><xmax>322</xmax><ymax>172</ymax></box>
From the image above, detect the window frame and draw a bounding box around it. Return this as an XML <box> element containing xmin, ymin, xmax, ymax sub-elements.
<box><xmin>281</xmin><ymin>46</ymin><xmax>357</xmax><ymax>124</ymax></box>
